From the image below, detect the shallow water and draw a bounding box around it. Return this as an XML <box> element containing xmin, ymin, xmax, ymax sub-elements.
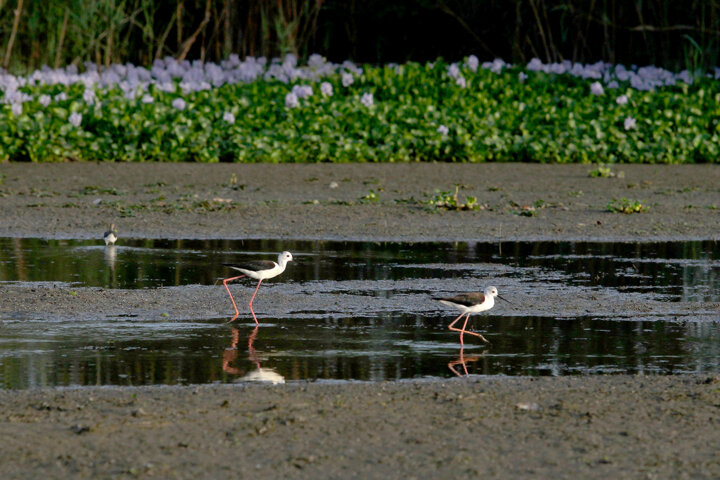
<box><xmin>0</xmin><ymin>238</ymin><xmax>718</xmax><ymax>388</ymax></box>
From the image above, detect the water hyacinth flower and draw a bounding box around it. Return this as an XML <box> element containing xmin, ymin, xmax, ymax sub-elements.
<box><xmin>518</xmin><ymin>72</ymin><xmax>528</xmax><ymax>83</ymax></box>
<box><xmin>292</xmin><ymin>84</ymin><xmax>313</xmax><ymax>98</ymax></box>
<box><xmin>11</xmin><ymin>103</ymin><xmax>22</xmax><ymax>116</ymax></box>
<box><xmin>341</xmin><ymin>72</ymin><xmax>354</xmax><ymax>87</ymax></box>
<box><xmin>171</xmin><ymin>97</ymin><xmax>186</xmax><ymax>110</ymax></box>
<box><xmin>616</xmin><ymin>94</ymin><xmax>628</xmax><ymax>105</ymax></box>
<box><xmin>455</xmin><ymin>76</ymin><xmax>467</xmax><ymax>88</ymax></box>
<box><xmin>39</xmin><ymin>94</ymin><xmax>51</xmax><ymax>107</ymax></box>
<box><xmin>466</xmin><ymin>55</ymin><xmax>479</xmax><ymax>72</ymax></box>
<box><xmin>223</xmin><ymin>112</ymin><xmax>235</xmax><ymax>124</ymax></box>
<box><xmin>624</xmin><ymin>117</ymin><xmax>637</xmax><ymax>131</ymax></box>
<box><xmin>55</xmin><ymin>92</ymin><xmax>68</xmax><ymax>102</ymax></box>
<box><xmin>69</xmin><ymin>112</ymin><xmax>82</xmax><ymax>127</ymax></box>
<box><xmin>320</xmin><ymin>81</ymin><xmax>333</xmax><ymax>96</ymax></box>
<box><xmin>83</xmin><ymin>89</ymin><xmax>95</xmax><ymax>105</ymax></box>
<box><xmin>285</xmin><ymin>92</ymin><xmax>299</xmax><ymax>109</ymax></box>
<box><xmin>141</xmin><ymin>94</ymin><xmax>154</xmax><ymax>104</ymax></box>
<box><xmin>361</xmin><ymin>92</ymin><xmax>374</xmax><ymax>108</ymax></box>
<box><xmin>447</xmin><ymin>63</ymin><xmax>460</xmax><ymax>79</ymax></box>
<box><xmin>590</xmin><ymin>81</ymin><xmax>604</xmax><ymax>96</ymax></box>
<box><xmin>437</xmin><ymin>125</ymin><xmax>449</xmax><ymax>136</ymax></box>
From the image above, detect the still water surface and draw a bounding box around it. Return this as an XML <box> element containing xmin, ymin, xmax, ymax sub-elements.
<box><xmin>0</xmin><ymin>238</ymin><xmax>718</xmax><ymax>388</ymax></box>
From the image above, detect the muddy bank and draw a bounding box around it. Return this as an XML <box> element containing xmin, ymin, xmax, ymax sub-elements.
<box><xmin>1</xmin><ymin>376</ymin><xmax>719</xmax><ymax>479</ymax></box>
<box><xmin>1</xmin><ymin>162</ymin><xmax>719</xmax><ymax>478</ymax></box>
<box><xmin>1</xmin><ymin>280</ymin><xmax>717</xmax><ymax>324</ymax></box>
<box><xmin>0</xmin><ymin>163</ymin><xmax>718</xmax><ymax>241</ymax></box>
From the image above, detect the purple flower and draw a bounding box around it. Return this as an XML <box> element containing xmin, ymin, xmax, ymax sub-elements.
<box><xmin>467</xmin><ymin>55</ymin><xmax>479</xmax><ymax>72</ymax></box>
<box><xmin>437</xmin><ymin>125</ymin><xmax>449</xmax><ymax>136</ymax></box>
<box><xmin>11</xmin><ymin>103</ymin><xmax>22</xmax><ymax>116</ymax></box>
<box><xmin>616</xmin><ymin>94</ymin><xmax>628</xmax><ymax>105</ymax></box>
<box><xmin>455</xmin><ymin>76</ymin><xmax>467</xmax><ymax>88</ymax></box>
<box><xmin>171</xmin><ymin>97</ymin><xmax>186</xmax><ymax>110</ymax></box>
<box><xmin>223</xmin><ymin>112</ymin><xmax>235</xmax><ymax>124</ymax></box>
<box><xmin>320</xmin><ymin>82</ymin><xmax>333</xmax><ymax>96</ymax></box>
<box><xmin>624</xmin><ymin>117</ymin><xmax>636</xmax><ymax>130</ymax></box>
<box><xmin>141</xmin><ymin>94</ymin><xmax>154</xmax><ymax>104</ymax></box>
<box><xmin>69</xmin><ymin>112</ymin><xmax>82</xmax><ymax>127</ymax></box>
<box><xmin>285</xmin><ymin>92</ymin><xmax>299</xmax><ymax>109</ymax></box>
<box><xmin>341</xmin><ymin>72</ymin><xmax>354</xmax><ymax>87</ymax></box>
<box><xmin>83</xmin><ymin>89</ymin><xmax>95</xmax><ymax>105</ymax></box>
<box><xmin>39</xmin><ymin>94</ymin><xmax>51</xmax><ymax>107</ymax></box>
<box><xmin>292</xmin><ymin>85</ymin><xmax>313</xmax><ymax>98</ymax></box>
<box><xmin>590</xmin><ymin>81</ymin><xmax>604</xmax><ymax>96</ymax></box>
<box><xmin>361</xmin><ymin>92</ymin><xmax>374</xmax><ymax>108</ymax></box>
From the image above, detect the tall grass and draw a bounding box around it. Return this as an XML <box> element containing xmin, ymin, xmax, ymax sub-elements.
<box><xmin>1</xmin><ymin>0</ymin><xmax>719</xmax><ymax>72</ymax></box>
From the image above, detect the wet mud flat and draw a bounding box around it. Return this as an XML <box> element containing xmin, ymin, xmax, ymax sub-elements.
<box><xmin>1</xmin><ymin>163</ymin><xmax>719</xmax><ymax>477</ymax></box>
<box><xmin>0</xmin><ymin>163</ymin><xmax>719</xmax><ymax>241</ymax></box>
<box><xmin>1</xmin><ymin>376</ymin><xmax>720</xmax><ymax>479</ymax></box>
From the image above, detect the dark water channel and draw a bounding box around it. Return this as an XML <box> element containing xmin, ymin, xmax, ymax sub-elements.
<box><xmin>0</xmin><ymin>238</ymin><xmax>718</xmax><ymax>388</ymax></box>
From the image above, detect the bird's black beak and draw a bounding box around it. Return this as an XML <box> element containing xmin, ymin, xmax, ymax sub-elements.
<box><xmin>497</xmin><ymin>294</ymin><xmax>511</xmax><ymax>304</ymax></box>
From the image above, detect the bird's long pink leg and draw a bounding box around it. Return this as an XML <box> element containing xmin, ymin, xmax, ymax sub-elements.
<box><xmin>447</xmin><ymin>312</ymin><xmax>468</xmax><ymax>346</ymax></box>
<box><xmin>448</xmin><ymin>313</ymin><xmax>490</xmax><ymax>344</ymax></box>
<box><xmin>223</xmin><ymin>275</ymin><xmax>245</xmax><ymax>319</ymax></box>
<box><xmin>247</xmin><ymin>279</ymin><xmax>263</xmax><ymax>325</ymax></box>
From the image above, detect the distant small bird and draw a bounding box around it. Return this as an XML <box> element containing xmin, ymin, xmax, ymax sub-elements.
<box><xmin>436</xmin><ymin>286</ymin><xmax>510</xmax><ymax>345</ymax></box>
<box><xmin>103</xmin><ymin>224</ymin><xmax>118</xmax><ymax>245</ymax></box>
<box><xmin>222</xmin><ymin>251</ymin><xmax>294</xmax><ymax>324</ymax></box>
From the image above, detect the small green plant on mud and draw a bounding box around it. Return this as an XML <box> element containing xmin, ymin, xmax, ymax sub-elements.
<box><xmin>607</xmin><ymin>197</ymin><xmax>646</xmax><ymax>213</ymax></box>
<box><xmin>428</xmin><ymin>186</ymin><xmax>482</xmax><ymax>211</ymax></box>
<box><xmin>588</xmin><ymin>164</ymin><xmax>616</xmax><ymax>178</ymax></box>
<box><xmin>359</xmin><ymin>189</ymin><xmax>379</xmax><ymax>203</ymax></box>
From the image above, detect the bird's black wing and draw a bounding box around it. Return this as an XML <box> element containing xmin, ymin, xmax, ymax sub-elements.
<box><xmin>224</xmin><ymin>260</ymin><xmax>277</xmax><ymax>272</ymax></box>
<box><xmin>436</xmin><ymin>292</ymin><xmax>485</xmax><ymax>307</ymax></box>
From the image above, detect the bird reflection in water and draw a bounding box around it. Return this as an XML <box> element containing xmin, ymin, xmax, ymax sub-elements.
<box><xmin>222</xmin><ymin>326</ymin><xmax>285</xmax><ymax>384</ymax></box>
<box><xmin>104</xmin><ymin>245</ymin><xmax>117</xmax><ymax>269</ymax></box>
<box><xmin>448</xmin><ymin>347</ymin><xmax>484</xmax><ymax>377</ymax></box>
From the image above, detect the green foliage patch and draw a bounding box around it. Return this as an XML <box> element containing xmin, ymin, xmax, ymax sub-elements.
<box><xmin>2</xmin><ymin>61</ymin><xmax>720</xmax><ymax>163</ymax></box>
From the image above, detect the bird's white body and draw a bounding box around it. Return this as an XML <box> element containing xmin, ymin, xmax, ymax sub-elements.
<box><xmin>103</xmin><ymin>224</ymin><xmax>118</xmax><ymax>245</ymax></box>
<box><xmin>439</xmin><ymin>294</ymin><xmax>495</xmax><ymax>314</ymax></box>
<box><xmin>227</xmin><ymin>251</ymin><xmax>293</xmax><ymax>280</ymax></box>
<box><xmin>104</xmin><ymin>232</ymin><xmax>117</xmax><ymax>246</ymax></box>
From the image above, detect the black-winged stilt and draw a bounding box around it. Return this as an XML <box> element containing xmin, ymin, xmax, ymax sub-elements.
<box><xmin>103</xmin><ymin>224</ymin><xmax>118</xmax><ymax>245</ymax></box>
<box><xmin>222</xmin><ymin>251</ymin><xmax>293</xmax><ymax>323</ymax></box>
<box><xmin>436</xmin><ymin>286</ymin><xmax>509</xmax><ymax>345</ymax></box>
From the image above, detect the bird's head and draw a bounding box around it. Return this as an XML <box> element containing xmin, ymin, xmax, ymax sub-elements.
<box><xmin>279</xmin><ymin>251</ymin><xmax>293</xmax><ymax>264</ymax></box>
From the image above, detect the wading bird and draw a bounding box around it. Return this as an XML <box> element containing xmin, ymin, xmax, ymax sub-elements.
<box><xmin>222</xmin><ymin>251</ymin><xmax>293</xmax><ymax>323</ymax></box>
<box><xmin>103</xmin><ymin>224</ymin><xmax>118</xmax><ymax>245</ymax></box>
<box><xmin>436</xmin><ymin>286</ymin><xmax>510</xmax><ymax>345</ymax></box>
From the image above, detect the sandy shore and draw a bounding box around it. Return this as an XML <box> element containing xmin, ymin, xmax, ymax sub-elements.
<box><xmin>1</xmin><ymin>163</ymin><xmax>719</xmax><ymax>479</ymax></box>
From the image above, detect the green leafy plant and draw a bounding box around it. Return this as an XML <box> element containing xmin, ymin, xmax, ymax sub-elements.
<box><xmin>588</xmin><ymin>164</ymin><xmax>616</xmax><ymax>178</ymax></box>
<box><xmin>428</xmin><ymin>186</ymin><xmax>482</xmax><ymax>211</ymax></box>
<box><xmin>359</xmin><ymin>189</ymin><xmax>379</xmax><ymax>203</ymax></box>
<box><xmin>607</xmin><ymin>197</ymin><xmax>646</xmax><ymax>213</ymax></box>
